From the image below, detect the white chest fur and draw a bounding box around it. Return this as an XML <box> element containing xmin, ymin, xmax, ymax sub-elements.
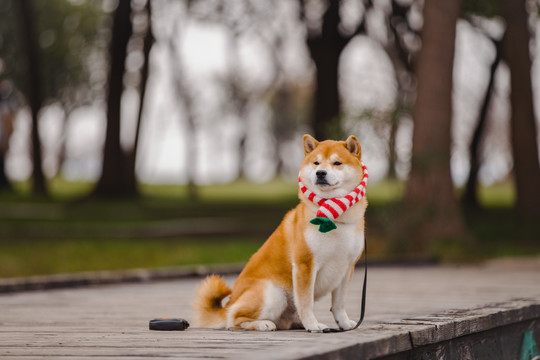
<box><xmin>304</xmin><ymin>222</ymin><xmax>364</xmax><ymax>300</ymax></box>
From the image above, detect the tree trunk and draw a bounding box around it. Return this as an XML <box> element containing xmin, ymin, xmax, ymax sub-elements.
<box><xmin>17</xmin><ymin>0</ymin><xmax>47</xmax><ymax>196</ymax></box>
<box><xmin>272</xmin><ymin>86</ymin><xmax>292</xmax><ymax>178</ymax></box>
<box><xmin>0</xmin><ymin>155</ymin><xmax>10</xmax><ymax>191</ymax></box>
<box><xmin>0</xmin><ymin>109</ymin><xmax>14</xmax><ymax>191</ymax></box>
<box><xmin>384</xmin><ymin>0</ymin><xmax>418</xmax><ymax>180</ymax></box>
<box><xmin>125</xmin><ymin>0</ymin><xmax>154</xmax><ymax>194</ymax></box>
<box><xmin>224</xmin><ymin>31</ymin><xmax>249</xmax><ymax>180</ymax></box>
<box><xmin>306</xmin><ymin>0</ymin><xmax>350</xmax><ymax>140</ymax></box>
<box><xmin>402</xmin><ymin>0</ymin><xmax>465</xmax><ymax>251</ymax></box>
<box><xmin>463</xmin><ymin>36</ymin><xmax>502</xmax><ymax>209</ymax></box>
<box><xmin>501</xmin><ymin>0</ymin><xmax>540</xmax><ymax>221</ymax></box>
<box><xmin>54</xmin><ymin>107</ymin><xmax>71</xmax><ymax>178</ymax></box>
<box><xmin>386</xmin><ymin>108</ymin><xmax>401</xmax><ymax>180</ymax></box>
<box><xmin>93</xmin><ymin>0</ymin><xmax>133</xmax><ymax>197</ymax></box>
<box><xmin>310</xmin><ymin>44</ymin><xmax>341</xmax><ymax>140</ymax></box>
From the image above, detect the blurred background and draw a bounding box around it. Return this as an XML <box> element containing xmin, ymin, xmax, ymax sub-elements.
<box><xmin>0</xmin><ymin>0</ymin><xmax>539</xmax><ymax>278</ymax></box>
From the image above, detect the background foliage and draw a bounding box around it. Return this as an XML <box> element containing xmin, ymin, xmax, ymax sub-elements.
<box><xmin>1</xmin><ymin>0</ymin><xmax>539</xmax><ymax>277</ymax></box>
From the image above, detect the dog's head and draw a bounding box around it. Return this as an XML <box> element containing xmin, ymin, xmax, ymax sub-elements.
<box><xmin>300</xmin><ymin>134</ymin><xmax>364</xmax><ymax>199</ymax></box>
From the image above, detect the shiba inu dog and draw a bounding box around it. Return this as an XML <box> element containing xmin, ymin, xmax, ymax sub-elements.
<box><xmin>193</xmin><ymin>135</ymin><xmax>368</xmax><ymax>332</ymax></box>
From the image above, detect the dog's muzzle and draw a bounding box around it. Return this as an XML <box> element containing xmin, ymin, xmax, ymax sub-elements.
<box><xmin>315</xmin><ymin>170</ymin><xmax>329</xmax><ymax>185</ymax></box>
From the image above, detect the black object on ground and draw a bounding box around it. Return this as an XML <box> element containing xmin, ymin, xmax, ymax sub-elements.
<box><xmin>149</xmin><ymin>318</ymin><xmax>190</xmax><ymax>331</ymax></box>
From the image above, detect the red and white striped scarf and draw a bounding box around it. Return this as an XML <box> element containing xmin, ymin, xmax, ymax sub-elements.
<box><xmin>298</xmin><ymin>162</ymin><xmax>368</xmax><ymax>233</ymax></box>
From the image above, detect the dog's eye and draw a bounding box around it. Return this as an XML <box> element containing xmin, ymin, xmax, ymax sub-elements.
<box><xmin>314</xmin><ymin>161</ymin><xmax>320</xmax><ymax>165</ymax></box>
<box><xmin>333</xmin><ymin>161</ymin><xmax>342</xmax><ymax>166</ymax></box>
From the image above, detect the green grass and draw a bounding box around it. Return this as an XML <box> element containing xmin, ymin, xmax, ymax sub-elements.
<box><xmin>1</xmin><ymin>178</ymin><xmax>538</xmax><ymax>278</ymax></box>
<box><xmin>478</xmin><ymin>182</ymin><xmax>516</xmax><ymax>207</ymax></box>
<box><xmin>141</xmin><ymin>178</ymin><xmax>299</xmax><ymax>203</ymax></box>
<box><xmin>0</xmin><ymin>178</ymin><xmax>299</xmax><ymax>278</ymax></box>
<box><xmin>0</xmin><ymin>237</ymin><xmax>262</xmax><ymax>278</ymax></box>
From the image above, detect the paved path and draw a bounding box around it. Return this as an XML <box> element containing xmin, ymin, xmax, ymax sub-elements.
<box><xmin>1</xmin><ymin>260</ymin><xmax>539</xmax><ymax>359</ymax></box>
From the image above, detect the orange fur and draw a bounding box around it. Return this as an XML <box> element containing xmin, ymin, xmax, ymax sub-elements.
<box><xmin>192</xmin><ymin>275</ymin><xmax>231</xmax><ymax>328</ymax></box>
<box><xmin>193</xmin><ymin>135</ymin><xmax>367</xmax><ymax>332</ymax></box>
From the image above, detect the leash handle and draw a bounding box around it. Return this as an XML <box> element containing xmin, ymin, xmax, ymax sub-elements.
<box><xmin>321</xmin><ymin>234</ymin><xmax>367</xmax><ymax>333</ymax></box>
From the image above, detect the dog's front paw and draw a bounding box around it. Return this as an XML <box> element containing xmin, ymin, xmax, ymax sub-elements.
<box><xmin>304</xmin><ymin>322</ymin><xmax>329</xmax><ymax>333</ymax></box>
<box><xmin>337</xmin><ymin>319</ymin><xmax>357</xmax><ymax>330</ymax></box>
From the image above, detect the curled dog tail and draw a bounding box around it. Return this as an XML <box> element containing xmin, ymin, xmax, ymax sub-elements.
<box><xmin>192</xmin><ymin>275</ymin><xmax>232</xmax><ymax>328</ymax></box>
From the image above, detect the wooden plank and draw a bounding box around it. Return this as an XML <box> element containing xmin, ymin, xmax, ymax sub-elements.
<box><xmin>0</xmin><ymin>264</ymin><xmax>539</xmax><ymax>359</ymax></box>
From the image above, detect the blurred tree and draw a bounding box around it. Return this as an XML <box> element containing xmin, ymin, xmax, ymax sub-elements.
<box><xmin>181</xmin><ymin>1</ymin><xmax>242</xmax><ymax>183</ymax></box>
<box><xmin>16</xmin><ymin>0</ymin><xmax>47</xmax><ymax>196</ymax></box>
<box><xmin>271</xmin><ymin>82</ymin><xmax>309</xmax><ymax>177</ymax></box>
<box><xmin>460</xmin><ymin>0</ymin><xmax>503</xmax><ymax>209</ymax></box>
<box><xmin>501</xmin><ymin>0</ymin><xmax>540</xmax><ymax>221</ymax></box>
<box><xmin>224</xmin><ymin>28</ymin><xmax>250</xmax><ymax>180</ymax></box>
<box><xmin>463</xmin><ymin>32</ymin><xmax>503</xmax><ymax>209</ymax></box>
<box><xmin>166</xmin><ymin>4</ymin><xmax>198</xmax><ymax>200</ymax></box>
<box><xmin>48</xmin><ymin>1</ymin><xmax>105</xmax><ymax>177</ymax></box>
<box><xmin>402</xmin><ymin>0</ymin><xmax>466</xmax><ymax>251</ymax></box>
<box><xmin>0</xmin><ymin>81</ymin><xmax>16</xmax><ymax>191</ymax></box>
<box><xmin>348</xmin><ymin>0</ymin><xmax>420</xmax><ymax>180</ymax></box>
<box><xmin>93</xmin><ymin>0</ymin><xmax>153</xmax><ymax>197</ymax></box>
<box><xmin>188</xmin><ymin>0</ymin><xmax>288</xmax><ymax>180</ymax></box>
<box><xmin>220</xmin><ymin>2</ymin><xmax>283</xmax><ymax>180</ymax></box>
<box><xmin>271</xmin><ymin>85</ymin><xmax>293</xmax><ymax>176</ymax></box>
<box><xmin>93</xmin><ymin>0</ymin><xmax>133</xmax><ymax>197</ymax></box>
<box><xmin>383</xmin><ymin>0</ymin><xmax>421</xmax><ymax>179</ymax></box>
<box><xmin>1</xmin><ymin>0</ymin><xmax>103</xmax><ymax>193</ymax></box>
<box><xmin>126</xmin><ymin>0</ymin><xmax>154</xmax><ymax>194</ymax></box>
<box><xmin>267</xmin><ymin>36</ymin><xmax>302</xmax><ymax>178</ymax></box>
<box><xmin>299</xmin><ymin>0</ymin><xmax>367</xmax><ymax>140</ymax></box>
<box><xmin>386</xmin><ymin>0</ymin><xmax>419</xmax><ymax>73</ymax></box>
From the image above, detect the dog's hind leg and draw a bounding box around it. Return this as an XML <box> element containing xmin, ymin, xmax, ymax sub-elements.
<box><xmin>227</xmin><ymin>280</ymin><xmax>287</xmax><ymax>331</ymax></box>
<box><xmin>236</xmin><ymin>318</ymin><xmax>277</xmax><ymax>331</ymax></box>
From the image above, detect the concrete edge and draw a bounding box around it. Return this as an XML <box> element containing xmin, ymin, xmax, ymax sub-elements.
<box><xmin>292</xmin><ymin>299</ymin><xmax>540</xmax><ymax>360</ymax></box>
<box><xmin>0</xmin><ymin>258</ymin><xmax>438</xmax><ymax>294</ymax></box>
<box><xmin>0</xmin><ymin>263</ymin><xmax>245</xmax><ymax>294</ymax></box>
<box><xmin>406</xmin><ymin>299</ymin><xmax>540</xmax><ymax>346</ymax></box>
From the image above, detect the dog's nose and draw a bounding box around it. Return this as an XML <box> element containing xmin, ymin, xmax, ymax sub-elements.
<box><xmin>316</xmin><ymin>170</ymin><xmax>327</xmax><ymax>179</ymax></box>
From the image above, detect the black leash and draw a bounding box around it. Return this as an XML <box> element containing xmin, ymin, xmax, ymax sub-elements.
<box><xmin>319</xmin><ymin>234</ymin><xmax>367</xmax><ymax>333</ymax></box>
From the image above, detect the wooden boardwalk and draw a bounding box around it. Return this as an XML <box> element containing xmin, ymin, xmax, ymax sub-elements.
<box><xmin>1</xmin><ymin>260</ymin><xmax>539</xmax><ymax>359</ymax></box>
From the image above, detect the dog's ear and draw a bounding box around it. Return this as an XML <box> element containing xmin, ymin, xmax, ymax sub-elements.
<box><xmin>345</xmin><ymin>135</ymin><xmax>361</xmax><ymax>158</ymax></box>
<box><xmin>303</xmin><ymin>134</ymin><xmax>319</xmax><ymax>155</ymax></box>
